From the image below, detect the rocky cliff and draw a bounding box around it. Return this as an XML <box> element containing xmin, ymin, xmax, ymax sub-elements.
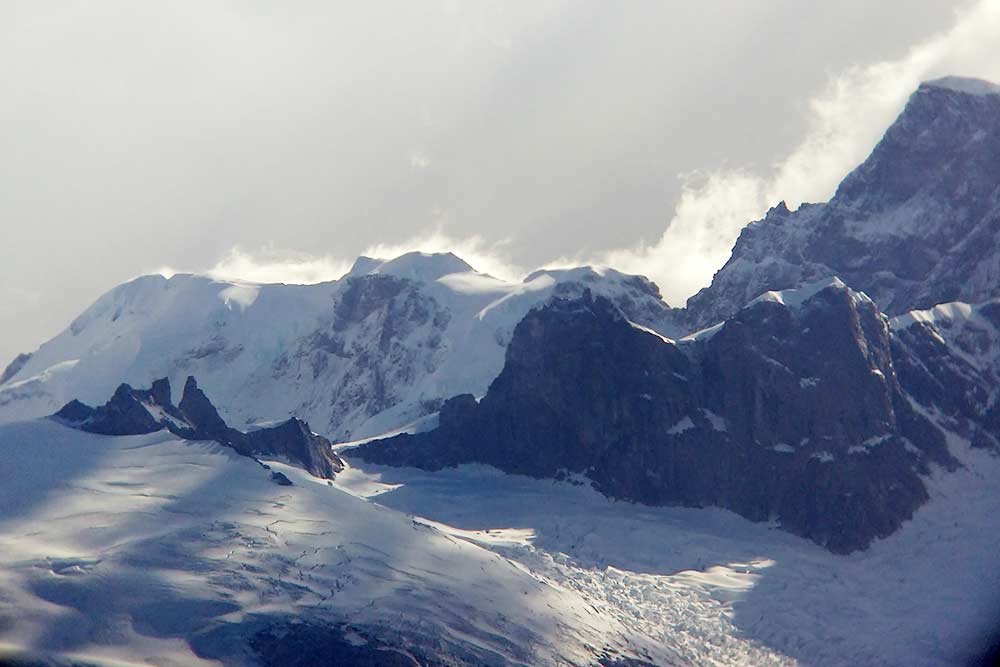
<box><xmin>356</xmin><ymin>285</ymin><xmax>972</xmax><ymax>553</ymax></box>
<box><xmin>53</xmin><ymin>376</ymin><xmax>344</xmax><ymax>479</ymax></box>
<box><xmin>686</xmin><ymin>77</ymin><xmax>1000</xmax><ymax>329</ymax></box>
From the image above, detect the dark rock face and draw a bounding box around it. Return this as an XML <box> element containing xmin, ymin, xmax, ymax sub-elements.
<box><xmin>53</xmin><ymin>380</ymin><xmax>185</xmax><ymax>436</ymax></box>
<box><xmin>0</xmin><ymin>352</ymin><xmax>32</xmax><ymax>386</ymax></box>
<box><xmin>269</xmin><ymin>471</ymin><xmax>293</xmax><ymax>486</ymax></box>
<box><xmin>247</xmin><ymin>418</ymin><xmax>344</xmax><ymax>479</ymax></box>
<box><xmin>890</xmin><ymin>301</ymin><xmax>1000</xmax><ymax>449</ymax></box>
<box><xmin>52</xmin><ymin>377</ymin><xmax>344</xmax><ymax>479</ymax></box>
<box><xmin>177</xmin><ymin>375</ymin><xmax>231</xmax><ymax>441</ymax></box>
<box><xmin>357</xmin><ymin>289</ymin><xmax>959</xmax><ymax>553</ymax></box>
<box><xmin>685</xmin><ymin>80</ymin><xmax>1000</xmax><ymax>329</ymax></box>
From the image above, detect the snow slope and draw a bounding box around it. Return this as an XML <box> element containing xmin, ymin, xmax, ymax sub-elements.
<box><xmin>0</xmin><ymin>253</ymin><xmax>678</xmax><ymax>441</ymax></box>
<box><xmin>2</xmin><ymin>404</ymin><xmax>999</xmax><ymax>665</ymax></box>
<box><xmin>0</xmin><ymin>418</ymin><xmax>668</xmax><ymax>667</ymax></box>
<box><xmin>338</xmin><ymin>437</ymin><xmax>1000</xmax><ymax>667</ymax></box>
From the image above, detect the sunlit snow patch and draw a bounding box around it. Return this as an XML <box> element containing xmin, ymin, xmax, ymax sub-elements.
<box><xmin>217</xmin><ymin>282</ymin><xmax>260</xmax><ymax>310</ymax></box>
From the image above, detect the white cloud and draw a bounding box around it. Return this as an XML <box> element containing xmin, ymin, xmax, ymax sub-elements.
<box><xmin>605</xmin><ymin>0</ymin><xmax>1000</xmax><ymax>308</ymax></box>
<box><xmin>182</xmin><ymin>228</ymin><xmax>524</xmax><ymax>288</ymax></box>
<box><xmin>71</xmin><ymin>2</ymin><xmax>1000</xmax><ymax>313</ymax></box>
<box><xmin>361</xmin><ymin>227</ymin><xmax>525</xmax><ymax>282</ymax></box>
<box><xmin>205</xmin><ymin>246</ymin><xmax>352</xmax><ymax>285</ymax></box>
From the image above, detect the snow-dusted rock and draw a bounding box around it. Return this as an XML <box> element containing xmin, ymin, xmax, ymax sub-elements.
<box><xmin>357</xmin><ymin>281</ymin><xmax>960</xmax><ymax>553</ymax></box>
<box><xmin>890</xmin><ymin>299</ymin><xmax>1000</xmax><ymax>449</ymax></box>
<box><xmin>0</xmin><ymin>253</ymin><xmax>680</xmax><ymax>441</ymax></box>
<box><xmin>686</xmin><ymin>76</ymin><xmax>1000</xmax><ymax>329</ymax></box>
<box><xmin>54</xmin><ymin>376</ymin><xmax>345</xmax><ymax>479</ymax></box>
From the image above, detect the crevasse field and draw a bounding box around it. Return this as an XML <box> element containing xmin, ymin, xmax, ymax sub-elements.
<box><xmin>1</xmin><ymin>417</ymin><xmax>997</xmax><ymax>666</ymax></box>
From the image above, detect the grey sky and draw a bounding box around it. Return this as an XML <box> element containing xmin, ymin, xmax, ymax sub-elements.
<box><xmin>1</xmin><ymin>0</ymin><xmax>996</xmax><ymax>367</ymax></box>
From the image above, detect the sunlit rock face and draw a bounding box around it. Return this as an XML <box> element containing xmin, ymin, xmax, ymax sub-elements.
<box><xmin>685</xmin><ymin>78</ymin><xmax>1000</xmax><ymax>330</ymax></box>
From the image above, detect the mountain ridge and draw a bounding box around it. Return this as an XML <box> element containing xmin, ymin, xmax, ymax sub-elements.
<box><xmin>686</xmin><ymin>75</ymin><xmax>1000</xmax><ymax>328</ymax></box>
<box><xmin>355</xmin><ymin>280</ymin><xmax>977</xmax><ymax>552</ymax></box>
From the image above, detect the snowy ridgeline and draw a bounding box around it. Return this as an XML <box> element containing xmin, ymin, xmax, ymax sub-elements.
<box><xmin>0</xmin><ymin>253</ymin><xmax>677</xmax><ymax>442</ymax></box>
<box><xmin>2</xmin><ymin>76</ymin><xmax>1000</xmax><ymax>666</ymax></box>
<box><xmin>1</xmin><ymin>417</ymin><xmax>999</xmax><ymax>666</ymax></box>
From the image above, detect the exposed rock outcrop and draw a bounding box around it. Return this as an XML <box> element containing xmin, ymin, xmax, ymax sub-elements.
<box><xmin>890</xmin><ymin>300</ymin><xmax>1000</xmax><ymax>449</ymax></box>
<box><xmin>685</xmin><ymin>77</ymin><xmax>1000</xmax><ymax>329</ymax></box>
<box><xmin>53</xmin><ymin>376</ymin><xmax>344</xmax><ymax>479</ymax></box>
<box><xmin>356</xmin><ymin>286</ymin><xmax>964</xmax><ymax>553</ymax></box>
<box><xmin>0</xmin><ymin>352</ymin><xmax>32</xmax><ymax>386</ymax></box>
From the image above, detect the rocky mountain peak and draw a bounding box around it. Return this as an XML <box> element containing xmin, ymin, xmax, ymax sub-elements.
<box><xmin>686</xmin><ymin>76</ymin><xmax>1000</xmax><ymax>329</ymax></box>
<box><xmin>350</xmin><ymin>251</ymin><xmax>475</xmax><ymax>282</ymax></box>
<box><xmin>921</xmin><ymin>75</ymin><xmax>1000</xmax><ymax>97</ymax></box>
<box><xmin>178</xmin><ymin>375</ymin><xmax>229</xmax><ymax>439</ymax></box>
<box><xmin>53</xmin><ymin>377</ymin><xmax>344</xmax><ymax>479</ymax></box>
<box><xmin>833</xmin><ymin>75</ymin><xmax>1000</xmax><ymax>212</ymax></box>
<box><xmin>356</xmin><ymin>281</ymin><xmax>962</xmax><ymax>553</ymax></box>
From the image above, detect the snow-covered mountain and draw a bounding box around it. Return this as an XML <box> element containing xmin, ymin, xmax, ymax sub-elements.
<box><xmin>3</xmin><ymin>75</ymin><xmax>1000</xmax><ymax>666</ymax></box>
<box><xmin>355</xmin><ymin>76</ymin><xmax>1000</xmax><ymax>556</ymax></box>
<box><xmin>686</xmin><ymin>76</ymin><xmax>1000</xmax><ymax>329</ymax></box>
<box><xmin>0</xmin><ymin>252</ymin><xmax>678</xmax><ymax>441</ymax></box>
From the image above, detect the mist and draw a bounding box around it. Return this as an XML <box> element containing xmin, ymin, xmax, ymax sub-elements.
<box><xmin>2</xmin><ymin>0</ymin><xmax>997</xmax><ymax>365</ymax></box>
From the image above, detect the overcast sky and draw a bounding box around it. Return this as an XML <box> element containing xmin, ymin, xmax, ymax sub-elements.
<box><xmin>2</xmin><ymin>0</ymin><xmax>1000</xmax><ymax>367</ymax></box>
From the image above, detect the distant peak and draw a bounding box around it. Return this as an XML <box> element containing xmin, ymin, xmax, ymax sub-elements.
<box><xmin>347</xmin><ymin>256</ymin><xmax>382</xmax><ymax>276</ymax></box>
<box><xmin>764</xmin><ymin>201</ymin><xmax>791</xmax><ymax>220</ymax></box>
<box><xmin>349</xmin><ymin>251</ymin><xmax>475</xmax><ymax>282</ymax></box>
<box><xmin>745</xmin><ymin>277</ymin><xmax>872</xmax><ymax>312</ymax></box>
<box><xmin>920</xmin><ymin>76</ymin><xmax>1000</xmax><ymax>97</ymax></box>
<box><xmin>524</xmin><ymin>265</ymin><xmax>603</xmax><ymax>284</ymax></box>
<box><xmin>150</xmin><ymin>377</ymin><xmax>172</xmax><ymax>406</ymax></box>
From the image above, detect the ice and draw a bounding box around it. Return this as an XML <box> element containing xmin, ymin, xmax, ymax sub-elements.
<box><xmin>336</xmin><ymin>433</ymin><xmax>1000</xmax><ymax>667</ymax></box>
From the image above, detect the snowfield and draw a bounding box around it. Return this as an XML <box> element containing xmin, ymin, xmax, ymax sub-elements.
<box><xmin>1</xmin><ymin>418</ymin><xmax>998</xmax><ymax>666</ymax></box>
<box><xmin>0</xmin><ymin>419</ymin><xmax>655</xmax><ymax>667</ymax></box>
